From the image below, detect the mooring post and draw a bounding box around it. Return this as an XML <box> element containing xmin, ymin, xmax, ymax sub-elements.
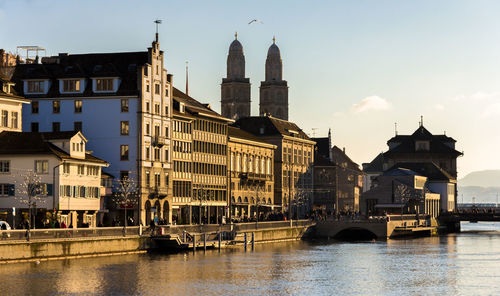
<box><xmin>203</xmin><ymin>233</ymin><xmax>207</xmax><ymax>252</ymax></box>
<box><xmin>183</xmin><ymin>230</ymin><xmax>186</xmax><ymax>243</ymax></box>
<box><xmin>218</xmin><ymin>232</ymin><xmax>222</xmax><ymax>251</ymax></box>
<box><xmin>244</xmin><ymin>232</ymin><xmax>247</xmax><ymax>252</ymax></box>
<box><xmin>251</xmin><ymin>232</ymin><xmax>255</xmax><ymax>251</ymax></box>
<box><xmin>193</xmin><ymin>233</ymin><xmax>196</xmax><ymax>254</ymax></box>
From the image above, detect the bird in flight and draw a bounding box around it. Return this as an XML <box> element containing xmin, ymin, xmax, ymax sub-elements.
<box><xmin>248</xmin><ymin>19</ymin><xmax>264</xmax><ymax>25</ymax></box>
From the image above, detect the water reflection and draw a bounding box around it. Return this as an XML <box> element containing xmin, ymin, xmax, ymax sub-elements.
<box><xmin>1</xmin><ymin>222</ymin><xmax>499</xmax><ymax>295</ymax></box>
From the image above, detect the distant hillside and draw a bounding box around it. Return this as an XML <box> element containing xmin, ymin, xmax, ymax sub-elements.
<box><xmin>459</xmin><ymin>170</ymin><xmax>500</xmax><ymax>187</ymax></box>
<box><xmin>458</xmin><ymin>186</ymin><xmax>500</xmax><ymax>203</ymax></box>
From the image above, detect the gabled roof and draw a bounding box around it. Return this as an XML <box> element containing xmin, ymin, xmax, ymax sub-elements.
<box><xmin>384</xmin><ymin>125</ymin><xmax>462</xmax><ymax>157</ymax></box>
<box><xmin>12</xmin><ymin>51</ymin><xmax>149</xmax><ymax>98</ymax></box>
<box><xmin>363</xmin><ymin>153</ymin><xmax>385</xmax><ymax>173</ymax></box>
<box><xmin>228</xmin><ymin>126</ymin><xmax>272</xmax><ymax>146</ymax></box>
<box><xmin>383</xmin><ymin>167</ymin><xmax>421</xmax><ymax>176</ymax></box>
<box><xmin>173</xmin><ymin>87</ymin><xmax>230</xmax><ymax>122</ymax></box>
<box><xmin>387</xmin><ymin>162</ymin><xmax>455</xmax><ymax>181</ymax></box>
<box><xmin>234</xmin><ymin>115</ymin><xmax>311</xmax><ymax>140</ymax></box>
<box><xmin>331</xmin><ymin>146</ymin><xmax>362</xmax><ymax>172</ymax></box>
<box><xmin>0</xmin><ymin>131</ymin><xmax>107</xmax><ymax>164</ymax></box>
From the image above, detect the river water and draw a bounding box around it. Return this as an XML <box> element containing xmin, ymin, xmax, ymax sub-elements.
<box><xmin>1</xmin><ymin>222</ymin><xmax>499</xmax><ymax>296</ymax></box>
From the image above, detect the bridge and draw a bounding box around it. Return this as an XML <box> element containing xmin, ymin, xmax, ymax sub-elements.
<box><xmin>314</xmin><ymin>215</ymin><xmax>437</xmax><ymax>240</ymax></box>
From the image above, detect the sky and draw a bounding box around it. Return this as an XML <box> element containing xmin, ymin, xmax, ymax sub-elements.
<box><xmin>2</xmin><ymin>0</ymin><xmax>500</xmax><ymax>178</ymax></box>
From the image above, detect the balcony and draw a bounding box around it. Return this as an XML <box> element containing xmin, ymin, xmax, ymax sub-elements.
<box><xmin>148</xmin><ymin>186</ymin><xmax>168</xmax><ymax>199</ymax></box>
<box><xmin>152</xmin><ymin>136</ymin><xmax>166</xmax><ymax>147</ymax></box>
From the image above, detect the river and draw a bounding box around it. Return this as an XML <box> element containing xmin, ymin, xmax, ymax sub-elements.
<box><xmin>1</xmin><ymin>222</ymin><xmax>499</xmax><ymax>296</ymax></box>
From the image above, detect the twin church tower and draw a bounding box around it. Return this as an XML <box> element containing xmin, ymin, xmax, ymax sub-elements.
<box><xmin>221</xmin><ymin>34</ymin><xmax>289</xmax><ymax>121</ymax></box>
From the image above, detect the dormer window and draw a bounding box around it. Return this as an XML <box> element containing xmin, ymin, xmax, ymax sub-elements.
<box><xmin>63</xmin><ymin>79</ymin><xmax>80</xmax><ymax>92</ymax></box>
<box><xmin>415</xmin><ymin>141</ymin><xmax>430</xmax><ymax>151</ymax></box>
<box><xmin>95</xmin><ymin>78</ymin><xmax>113</xmax><ymax>91</ymax></box>
<box><xmin>27</xmin><ymin>80</ymin><xmax>45</xmax><ymax>93</ymax></box>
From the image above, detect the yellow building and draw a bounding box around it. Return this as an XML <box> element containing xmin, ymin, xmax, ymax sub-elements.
<box><xmin>228</xmin><ymin>126</ymin><xmax>275</xmax><ymax>221</ymax></box>
<box><xmin>234</xmin><ymin>115</ymin><xmax>315</xmax><ymax>218</ymax></box>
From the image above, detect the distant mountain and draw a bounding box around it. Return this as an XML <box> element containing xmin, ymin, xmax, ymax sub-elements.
<box><xmin>458</xmin><ymin>186</ymin><xmax>500</xmax><ymax>204</ymax></box>
<box><xmin>459</xmin><ymin>170</ymin><xmax>500</xmax><ymax>187</ymax></box>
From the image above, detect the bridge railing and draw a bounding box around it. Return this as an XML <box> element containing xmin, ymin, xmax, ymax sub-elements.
<box><xmin>0</xmin><ymin>226</ymin><xmax>147</xmax><ymax>242</ymax></box>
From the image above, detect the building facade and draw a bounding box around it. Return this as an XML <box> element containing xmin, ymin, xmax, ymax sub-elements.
<box><xmin>228</xmin><ymin>126</ymin><xmax>275</xmax><ymax>220</ymax></box>
<box><xmin>221</xmin><ymin>34</ymin><xmax>251</xmax><ymax>121</ymax></box>
<box><xmin>235</xmin><ymin>115</ymin><xmax>314</xmax><ymax>218</ymax></box>
<box><xmin>13</xmin><ymin>36</ymin><xmax>172</xmax><ymax>225</ymax></box>
<box><xmin>0</xmin><ymin>131</ymin><xmax>108</xmax><ymax>228</ymax></box>
<box><xmin>0</xmin><ymin>74</ymin><xmax>29</xmax><ymax>133</ymax></box>
<box><xmin>259</xmin><ymin>38</ymin><xmax>289</xmax><ymax>121</ymax></box>
<box><xmin>169</xmin><ymin>88</ymin><xmax>231</xmax><ymax>225</ymax></box>
<box><xmin>364</xmin><ymin>123</ymin><xmax>462</xmax><ymax>212</ymax></box>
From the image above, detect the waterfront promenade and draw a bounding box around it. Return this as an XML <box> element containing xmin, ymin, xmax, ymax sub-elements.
<box><xmin>0</xmin><ymin>220</ymin><xmax>314</xmax><ymax>263</ymax></box>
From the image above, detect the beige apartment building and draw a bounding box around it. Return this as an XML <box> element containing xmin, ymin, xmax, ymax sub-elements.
<box><xmin>169</xmin><ymin>88</ymin><xmax>231</xmax><ymax>224</ymax></box>
<box><xmin>228</xmin><ymin>126</ymin><xmax>275</xmax><ymax>220</ymax></box>
<box><xmin>234</xmin><ymin>115</ymin><xmax>315</xmax><ymax>218</ymax></box>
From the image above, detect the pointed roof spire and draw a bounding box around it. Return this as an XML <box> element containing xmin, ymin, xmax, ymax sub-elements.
<box><xmin>272</xmin><ymin>36</ymin><xmax>276</xmax><ymax>44</ymax></box>
<box><xmin>235</xmin><ymin>31</ymin><xmax>238</xmax><ymax>40</ymax></box>
<box><xmin>185</xmin><ymin>61</ymin><xmax>189</xmax><ymax>96</ymax></box>
<box><xmin>420</xmin><ymin>115</ymin><xmax>424</xmax><ymax>127</ymax></box>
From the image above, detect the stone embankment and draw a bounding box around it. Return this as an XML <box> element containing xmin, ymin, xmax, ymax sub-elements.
<box><xmin>0</xmin><ymin>221</ymin><xmax>314</xmax><ymax>263</ymax></box>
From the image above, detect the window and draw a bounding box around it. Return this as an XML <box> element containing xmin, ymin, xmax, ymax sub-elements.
<box><xmin>0</xmin><ymin>161</ymin><xmax>10</xmax><ymax>173</ymax></box>
<box><xmin>165</xmin><ymin>105</ymin><xmax>169</xmax><ymax>116</ymax></box>
<box><xmin>95</xmin><ymin>78</ymin><xmax>113</xmax><ymax>91</ymax></box>
<box><xmin>145</xmin><ymin>171</ymin><xmax>150</xmax><ymax>186</ymax></box>
<box><xmin>120</xmin><ymin>121</ymin><xmax>129</xmax><ymax>135</ymax></box>
<box><xmin>146</xmin><ymin>83</ymin><xmax>150</xmax><ymax>92</ymax></box>
<box><xmin>53</xmin><ymin>100</ymin><xmax>60</xmax><ymax>113</ymax></box>
<box><xmin>154</xmin><ymin>104</ymin><xmax>160</xmax><ymax>114</ymax></box>
<box><xmin>120</xmin><ymin>145</ymin><xmax>129</xmax><ymax>161</ymax></box>
<box><xmin>0</xmin><ymin>184</ymin><xmax>14</xmax><ymax>196</ymax></box>
<box><xmin>145</xmin><ymin>123</ymin><xmax>150</xmax><ymax>136</ymax></box>
<box><xmin>154</xmin><ymin>147</ymin><xmax>160</xmax><ymax>161</ymax></box>
<box><xmin>164</xmin><ymin>173</ymin><xmax>169</xmax><ymax>187</ymax></box>
<box><xmin>31</xmin><ymin>122</ymin><xmax>39</xmax><ymax>132</ymax></box>
<box><xmin>27</xmin><ymin>81</ymin><xmax>44</xmax><ymax>93</ymax></box>
<box><xmin>74</xmin><ymin>121</ymin><xmax>82</xmax><ymax>132</ymax></box>
<box><xmin>63</xmin><ymin>80</ymin><xmax>80</xmax><ymax>92</ymax></box>
<box><xmin>121</xmin><ymin>99</ymin><xmax>129</xmax><ymax>112</ymax></box>
<box><xmin>11</xmin><ymin>112</ymin><xmax>18</xmax><ymax>129</ymax></box>
<box><xmin>155</xmin><ymin>173</ymin><xmax>160</xmax><ymax>188</ymax></box>
<box><xmin>52</xmin><ymin>122</ymin><xmax>60</xmax><ymax>132</ymax></box>
<box><xmin>32</xmin><ymin>101</ymin><xmax>39</xmax><ymax>114</ymax></box>
<box><xmin>74</xmin><ymin>100</ymin><xmax>82</xmax><ymax>113</ymax></box>
<box><xmin>77</xmin><ymin>165</ymin><xmax>85</xmax><ymax>175</ymax></box>
<box><xmin>63</xmin><ymin>163</ymin><xmax>70</xmax><ymax>174</ymax></box>
<box><xmin>165</xmin><ymin>126</ymin><xmax>169</xmax><ymax>138</ymax></box>
<box><xmin>145</xmin><ymin>146</ymin><xmax>150</xmax><ymax>160</ymax></box>
<box><xmin>1</xmin><ymin>110</ymin><xmax>7</xmax><ymax>127</ymax></box>
<box><xmin>155</xmin><ymin>83</ymin><xmax>160</xmax><ymax>94</ymax></box>
<box><xmin>120</xmin><ymin>171</ymin><xmax>129</xmax><ymax>180</ymax></box>
<box><xmin>35</xmin><ymin>160</ymin><xmax>49</xmax><ymax>174</ymax></box>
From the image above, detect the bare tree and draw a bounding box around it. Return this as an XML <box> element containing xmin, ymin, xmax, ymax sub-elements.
<box><xmin>14</xmin><ymin>169</ymin><xmax>45</xmax><ymax>240</ymax></box>
<box><xmin>113</xmin><ymin>177</ymin><xmax>138</xmax><ymax>227</ymax></box>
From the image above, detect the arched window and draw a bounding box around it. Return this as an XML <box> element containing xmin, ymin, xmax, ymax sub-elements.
<box><xmin>236</xmin><ymin>153</ymin><xmax>241</xmax><ymax>172</ymax></box>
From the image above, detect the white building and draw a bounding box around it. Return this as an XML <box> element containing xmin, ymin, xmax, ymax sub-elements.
<box><xmin>0</xmin><ymin>73</ymin><xmax>30</xmax><ymax>133</ymax></box>
<box><xmin>13</xmin><ymin>35</ymin><xmax>172</xmax><ymax>224</ymax></box>
<box><xmin>0</xmin><ymin>131</ymin><xmax>108</xmax><ymax>228</ymax></box>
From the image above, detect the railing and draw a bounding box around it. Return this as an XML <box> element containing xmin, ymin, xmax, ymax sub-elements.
<box><xmin>0</xmin><ymin>226</ymin><xmax>147</xmax><ymax>242</ymax></box>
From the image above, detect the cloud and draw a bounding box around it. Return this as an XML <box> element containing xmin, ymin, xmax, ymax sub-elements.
<box><xmin>351</xmin><ymin>96</ymin><xmax>392</xmax><ymax>113</ymax></box>
<box><xmin>434</xmin><ymin>104</ymin><xmax>445</xmax><ymax>110</ymax></box>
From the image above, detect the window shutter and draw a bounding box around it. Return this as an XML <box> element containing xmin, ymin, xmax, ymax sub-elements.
<box><xmin>8</xmin><ymin>184</ymin><xmax>15</xmax><ymax>196</ymax></box>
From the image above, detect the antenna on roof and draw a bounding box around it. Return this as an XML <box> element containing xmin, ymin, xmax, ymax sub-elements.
<box><xmin>185</xmin><ymin>61</ymin><xmax>189</xmax><ymax>96</ymax></box>
<box><xmin>154</xmin><ymin>19</ymin><xmax>162</xmax><ymax>42</ymax></box>
<box><xmin>394</xmin><ymin>122</ymin><xmax>398</xmax><ymax>136</ymax></box>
